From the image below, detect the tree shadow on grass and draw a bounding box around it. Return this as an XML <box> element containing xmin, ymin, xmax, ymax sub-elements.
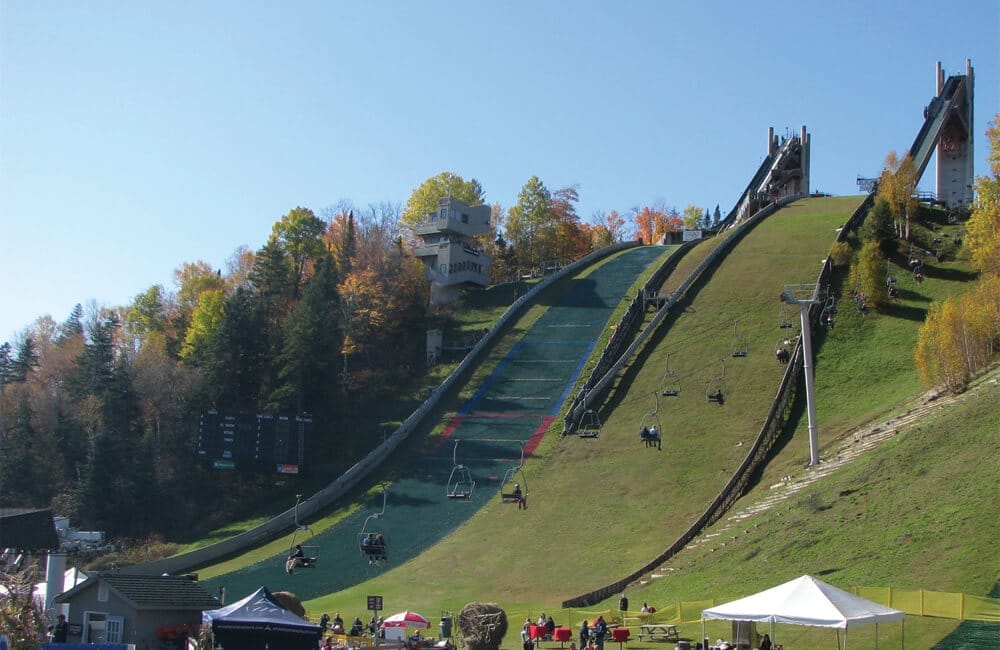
<box><xmin>879</xmin><ymin>303</ymin><xmax>928</xmax><ymax>322</ymax></box>
<box><xmin>893</xmin><ymin>288</ymin><xmax>932</xmax><ymax>303</ymax></box>
<box><xmin>922</xmin><ymin>265</ymin><xmax>978</xmax><ymax>282</ymax></box>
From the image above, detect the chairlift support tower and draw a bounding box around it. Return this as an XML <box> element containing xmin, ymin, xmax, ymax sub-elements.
<box><xmin>781</xmin><ymin>283</ymin><xmax>822</xmax><ymax>466</ymax></box>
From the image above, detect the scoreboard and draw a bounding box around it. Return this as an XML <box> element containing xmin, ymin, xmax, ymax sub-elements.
<box><xmin>197</xmin><ymin>410</ymin><xmax>312</xmax><ymax>474</ymax></box>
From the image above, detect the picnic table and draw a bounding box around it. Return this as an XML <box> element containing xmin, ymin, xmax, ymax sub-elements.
<box><xmin>636</xmin><ymin>624</ymin><xmax>678</xmax><ymax>642</ymax></box>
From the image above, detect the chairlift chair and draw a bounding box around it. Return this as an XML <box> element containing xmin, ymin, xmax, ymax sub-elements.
<box><xmin>638</xmin><ymin>393</ymin><xmax>662</xmax><ymax>450</ymax></box>
<box><xmin>500</xmin><ymin>469</ymin><xmax>527</xmax><ymax>508</ymax></box>
<box><xmin>284</xmin><ymin>495</ymin><xmax>319</xmax><ymax>574</ymax></box>
<box><xmin>577</xmin><ymin>388</ymin><xmax>602</xmax><ymax>437</ymax></box>
<box><xmin>358</xmin><ymin>487</ymin><xmax>389</xmax><ymax>564</ymax></box>
<box><xmin>659</xmin><ymin>353</ymin><xmax>681</xmax><ymax>397</ymax></box>
<box><xmin>577</xmin><ymin>409</ymin><xmax>602</xmax><ymax>438</ymax></box>
<box><xmin>731</xmin><ymin>320</ymin><xmax>748</xmax><ymax>358</ymax></box>
<box><xmin>706</xmin><ymin>359</ymin><xmax>727</xmax><ymax>405</ymax></box>
<box><xmin>778</xmin><ymin>302</ymin><xmax>794</xmax><ymax>329</ymax></box>
<box><xmin>774</xmin><ymin>336</ymin><xmax>794</xmax><ymax>365</ymax></box>
<box><xmin>446</xmin><ymin>440</ymin><xmax>475</xmax><ymax>500</ymax></box>
<box><xmin>499</xmin><ymin>442</ymin><xmax>528</xmax><ymax>508</ymax></box>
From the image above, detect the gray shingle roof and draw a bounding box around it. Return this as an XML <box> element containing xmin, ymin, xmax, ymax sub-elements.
<box><xmin>55</xmin><ymin>573</ymin><xmax>220</xmax><ymax>610</ymax></box>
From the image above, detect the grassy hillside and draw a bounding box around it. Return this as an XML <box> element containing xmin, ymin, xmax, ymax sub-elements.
<box><xmin>301</xmin><ymin>197</ymin><xmax>996</xmax><ymax>649</ymax></box>
<box><xmin>298</xmin><ymin>200</ymin><xmax>832</xmax><ymax>595</ymax></box>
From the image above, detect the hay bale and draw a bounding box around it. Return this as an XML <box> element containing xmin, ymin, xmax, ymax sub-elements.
<box><xmin>456</xmin><ymin>602</ymin><xmax>507</xmax><ymax>650</ymax></box>
<box><xmin>271</xmin><ymin>591</ymin><xmax>306</xmax><ymax>618</ymax></box>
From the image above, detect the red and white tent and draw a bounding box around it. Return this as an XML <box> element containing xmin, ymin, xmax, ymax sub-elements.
<box><xmin>381</xmin><ymin>610</ymin><xmax>431</xmax><ymax>629</ymax></box>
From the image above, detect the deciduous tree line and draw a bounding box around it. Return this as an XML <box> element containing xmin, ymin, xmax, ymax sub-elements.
<box><xmin>844</xmin><ymin>115</ymin><xmax>999</xmax><ymax>391</ymax></box>
<box><xmin>0</xmin><ymin>171</ymin><xmax>687</xmax><ymax>539</ymax></box>
<box><xmin>915</xmin><ymin>116</ymin><xmax>1000</xmax><ymax>390</ymax></box>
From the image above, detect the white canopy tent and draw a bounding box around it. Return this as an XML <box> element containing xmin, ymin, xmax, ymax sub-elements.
<box><xmin>701</xmin><ymin>575</ymin><xmax>905</xmax><ymax>649</ymax></box>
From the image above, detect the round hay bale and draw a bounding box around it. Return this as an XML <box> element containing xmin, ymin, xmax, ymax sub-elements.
<box><xmin>271</xmin><ymin>591</ymin><xmax>306</xmax><ymax>618</ymax></box>
<box><xmin>456</xmin><ymin>602</ymin><xmax>507</xmax><ymax>650</ymax></box>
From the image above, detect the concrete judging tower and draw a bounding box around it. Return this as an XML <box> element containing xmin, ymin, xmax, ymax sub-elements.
<box><xmin>414</xmin><ymin>196</ymin><xmax>492</xmax><ymax>305</ymax></box>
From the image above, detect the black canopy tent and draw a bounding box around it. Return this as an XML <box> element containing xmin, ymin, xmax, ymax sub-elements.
<box><xmin>202</xmin><ymin>586</ymin><xmax>321</xmax><ymax>650</ymax></box>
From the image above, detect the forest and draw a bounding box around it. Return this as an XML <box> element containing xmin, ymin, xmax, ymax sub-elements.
<box><xmin>0</xmin><ymin>171</ymin><xmax>709</xmax><ymax>541</ymax></box>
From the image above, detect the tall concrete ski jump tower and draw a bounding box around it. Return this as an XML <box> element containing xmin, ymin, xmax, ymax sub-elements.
<box><xmin>934</xmin><ymin>60</ymin><xmax>975</xmax><ymax>209</ymax></box>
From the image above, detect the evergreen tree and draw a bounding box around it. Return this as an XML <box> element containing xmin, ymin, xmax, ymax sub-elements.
<box><xmin>0</xmin><ymin>342</ymin><xmax>13</xmax><ymax>387</ymax></box>
<box><xmin>130</xmin><ymin>431</ymin><xmax>162</xmax><ymax>534</ymax></box>
<box><xmin>337</xmin><ymin>210</ymin><xmax>357</xmax><ymax>278</ymax></box>
<box><xmin>76</xmin><ymin>430</ymin><xmax>118</xmax><ymax>531</ymax></box>
<box><xmin>202</xmin><ymin>287</ymin><xmax>267</xmax><ymax>411</ymax></box>
<box><xmin>506</xmin><ymin>176</ymin><xmax>551</xmax><ymax>268</ymax></box>
<box><xmin>713</xmin><ymin>204</ymin><xmax>722</xmax><ymax>226</ymax></box>
<box><xmin>270</xmin><ymin>253</ymin><xmax>340</xmax><ymax>417</ymax></box>
<box><xmin>68</xmin><ymin>340</ymin><xmax>140</xmax><ymax>536</ymax></box>
<box><xmin>57</xmin><ymin>304</ymin><xmax>85</xmax><ymax>343</ymax></box>
<box><xmin>11</xmin><ymin>337</ymin><xmax>38</xmax><ymax>382</ymax></box>
<box><xmin>250</xmin><ymin>242</ymin><xmax>293</xmax><ymax>326</ymax></box>
<box><xmin>0</xmin><ymin>398</ymin><xmax>38</xmax><ymax>506</ymax></box>
<box><xmin>859</xmin><ymin>197</ymin><xmax>897</xmax><ymax>255</ymax></box>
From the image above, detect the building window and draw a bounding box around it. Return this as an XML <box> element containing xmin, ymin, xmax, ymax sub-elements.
<box><xmin>107</xmin><ymin>616</ymin><xmax>124</xmax><ymax>643</ymax></box>
<box><xmin>439</xmin><ymin>208</ymin><xmax>447</xmax><ymax>220</ymax></box>
<box><xmin>98</xmin><ymin>582</ymin><xmax>108</xmax><ymax>602</ymax></box>
<box><xmin>461</xmin><ymin>213</ymin><xmax>468</xmax><ymax>223</ymax></box>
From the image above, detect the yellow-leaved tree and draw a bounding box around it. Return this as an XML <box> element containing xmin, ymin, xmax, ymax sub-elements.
<box><xmin>915</xmin><ymin>114</ymin><xmax>1000</xmax><ymax>389</ymax></box>
<box><xmin>876</xmin><ymin>151</ymin><xmax>918</xmax><ymax>239</ymax></box>
<box><xmin>850</xmin><ymin>240</ymin><xmax>887</xmax><ymax>309</ymax></box>
<box><xmin>966</xmin><ymin>115</ymin><xmax>1000</xmax><ymax>276</ymax></box>
<box><xmin>915</xmin><ymin>297</ymin><xmax>968</xmax><ymax>391</ymax></box>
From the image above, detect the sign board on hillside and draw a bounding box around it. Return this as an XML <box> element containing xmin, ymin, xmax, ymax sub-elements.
<box><xmin>367</xmin><ymin>595</ymin><xmax>383</xmax><ymax>611</ymax></box>
<box><xmin>197</xmin><ymin>410</ymin><xmax>312</xmax><ymax>473</ymax></box>
<box><xmin>682</xmin><ymin>229</ymin><xmax>703</xmax><ymax>242</ymax></box>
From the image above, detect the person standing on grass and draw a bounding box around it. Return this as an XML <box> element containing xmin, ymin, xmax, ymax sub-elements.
<box><xmin>593</xmin><ymin>616</ymin><xmax>608</xmax><ymax>650</ymax></box>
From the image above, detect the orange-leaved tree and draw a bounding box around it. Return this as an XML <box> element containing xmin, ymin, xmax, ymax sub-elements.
<box><xmin>633</xmin><ymin>205</ymin><xmax>680</xmax><ymax>244</ymax></box>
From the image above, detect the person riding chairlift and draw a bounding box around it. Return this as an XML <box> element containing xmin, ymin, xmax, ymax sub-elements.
<box><xmin>285</xmin><ymin>544</ymin><xmax>306</xmax><ymax>574</ymax></box>
<box><xmin>512</xmin><ymin>483</ymin><xmax>526</xmax><ymax>509</ymax></box>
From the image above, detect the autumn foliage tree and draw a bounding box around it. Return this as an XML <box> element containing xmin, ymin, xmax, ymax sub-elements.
<box><xmin>0</xmin><ymin>569</ymin><xmax>48</xmax><ymax>649</ymax></box>
<box><xmin>590</xmin><ymin>209</ymin><xmax>628</xmax><ymax>246</ymax></box>
<box><xmin>633</xmin><ymin>204</ymin><xmax>681</xmax><ymax>244</ymax></box>
<box><xmin>401</xmin><ymin>171</ymin><xmax>484</xmax><ymax>237</ymax></box>
<box><xmin>876</xmin><ymin>151</ymin><xmax>919</xmax><ymax>239</ymax></box>
<box><xmin>850</xmin><ymin>240</ymin><xmax>888</xmax><ymax>309</ymax></box>
<box><xmin>1</xmin><ymin>166</ymin><xmax>659</xmax><ymax>541</ymax></box>
<box><xmin>966</xmin><ymin>115</ymin><xmax>1000</xmax><ymax>276</ymax></box>
<box><xmin>915</xmin><ymin>114</ymin><xmax>1000</xmax><ymax>390</ymax></box>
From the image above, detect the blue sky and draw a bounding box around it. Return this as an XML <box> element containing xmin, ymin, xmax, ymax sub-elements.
<box><xmin>1</xmin><ymin>1</ymin><xmax>997</xmax><ymax>343</ymax></box>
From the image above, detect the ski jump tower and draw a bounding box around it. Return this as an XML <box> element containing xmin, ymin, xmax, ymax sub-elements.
<box><xmin>932</xmin><ymin>60</ymin><xmax>975</xmax><ymax>210</ymax></box>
